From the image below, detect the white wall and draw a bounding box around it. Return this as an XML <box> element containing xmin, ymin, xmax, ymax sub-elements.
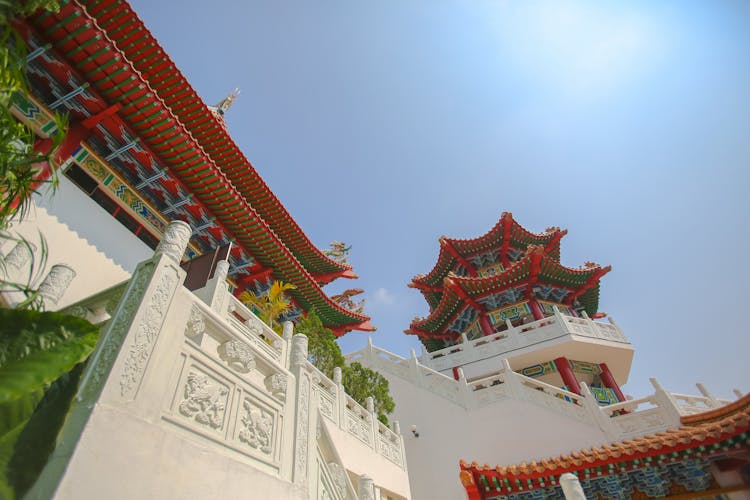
<box><xmin>385</xmin><ymin>373</ymin><xmax>609</xmax><ymax>500</ymax></box>
<box><xmin>35</xmin><ymin>176</ymin><xmax>153</xmax><ymax>273</ymax></box>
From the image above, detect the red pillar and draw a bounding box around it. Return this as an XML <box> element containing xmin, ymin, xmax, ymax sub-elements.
<box><xmin>554</xmin><ymin>357</ymin><xmax>581</xmax><ymax>395</ymax></box>
<box><xmin>479</xmin><ymin>314</ymin><xmax>494</xmax><ymax>336</ymax></box>
<box><xmin>599</xmin><ymin>363</ymin><xmax>626</xmax><ymax>402</ymax></box>
<box><xmin>529</xmin><ymin>300</ymin><xmax>544</xmax><ymax>320</ymax></box>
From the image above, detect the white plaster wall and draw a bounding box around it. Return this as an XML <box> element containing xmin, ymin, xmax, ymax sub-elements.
<box><xmin>49</xmin><ymin>404</ymin><xmax>305</xmax><ymax>500</ymax></box>
<box><xmin>34</xmin><ymin>176</ymin><xmax>153</xmax><ymax>273</ymax></box>
<box><xmin>2</xmin><ymin>200</ymin><xmax>131</xmax><ymax>309</ymax></box>
<box><xmin>385</xmin><ymin>374</ymin><xmax>610</xmax><ymax>500</ymax></box>
<box><xmin>323</xmin><ymin>419</ymin><xmax>411</xmax><ymax>498</ymax></box>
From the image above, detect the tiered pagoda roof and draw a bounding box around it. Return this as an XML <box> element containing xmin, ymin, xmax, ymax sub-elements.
<box><xmin>407</xmin><ymin>213</ymin><xmax>609</xmax><ymax>342</ymax></box>
<box><xmin>459</xmin><ymin>394</ymin><xmax>750</xmax><ymax>499</ymax></box>
<box><xmin>17</xmin><ymin>0</ymin><xmax>372</xmax><ymax>334</ymax></box>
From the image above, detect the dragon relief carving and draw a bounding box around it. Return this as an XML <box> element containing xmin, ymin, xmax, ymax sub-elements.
<box><xmin>217</xmin><ymin>339</ymin><xmax>255</xmax><ymax>373</ymax></box>
<box><xmin>331</xmin><ymin>288</ymin><xmax>365</xmax><ymax>314</ymax></box>
<box><xmin>238</xmin><ymin>400</ymin><xmax>274</xmax><ymax>454</ymax></box>
<box><xmin>323</xmin><ymin>241</ymin><xmax>351</xmax><ymax>265</ymax></box>
<box><xmin>120</xmin><ymin>269</ymin><xmax>177</xmax><ymax>397</ymax></box>
<box><xmin>185</xmin><ymin>305</ymin><xmax>206</xmax><ymax>339</ymax></box>
<box><xmin>264</xmin><ymin>372</ymin><xmax>288</xmax><ymax>399</ymax></box>
<box><xmin>178</xmin><ymin>372</ymin><xmax>229</xmax><ymax>429</ymax></box>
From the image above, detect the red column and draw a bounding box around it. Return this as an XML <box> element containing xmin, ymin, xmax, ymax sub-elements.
<box><xmin>599</xmin><ymin>363</ymin><xmax>626</xmax><ymax>402</ymax></box>
<box><xmin>529</xmin><ymin>300</ymin><xmax>544</xmax><ymax>320</ymax></box>
<box><xmin>554</xmin><ymin>357</ymin><xmax>581</xmax><ymax>395</ymax></box>
<box><xmin>479</xmin><ymin>314</ymin><xmax>494</xmax><ymax>336</ymax></box>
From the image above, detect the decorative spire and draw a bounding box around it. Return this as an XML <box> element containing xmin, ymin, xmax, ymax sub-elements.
<box><xmin>208</xmin><ymin>88</ymin><xmax>240</xmax><ymax>118</ymax></box>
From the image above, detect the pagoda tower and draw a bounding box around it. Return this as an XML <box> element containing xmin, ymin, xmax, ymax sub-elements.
<box><xmin>407</xmin><ymin>212</ymin><xmax>629</xmax><ymax>402</ymax></box>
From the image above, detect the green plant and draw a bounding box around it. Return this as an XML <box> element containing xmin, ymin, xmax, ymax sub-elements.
<box><xmin>294</xmin><ymin>309</ymin><xmax>344</xmax><ymax>379</ymax></box>
<box><xmin>0</xmin><ymin>309</ymin><xmax>98</xmax><ymax>499</ymax></box>
<box><xmin>238</xmin><ymin>280</ymin><xmax>296</xmax><ymax>333</ymax></box>
<box><xmin>342</xmin><ymin>362</ymin><xmax>395</xmax><ymax>426</ymax></box>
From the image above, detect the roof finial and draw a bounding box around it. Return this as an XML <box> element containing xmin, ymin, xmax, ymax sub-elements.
<box><xmin>209</xmin><ymin>88</ymin><xmax>240</xmax><ymax>118</ymax></box>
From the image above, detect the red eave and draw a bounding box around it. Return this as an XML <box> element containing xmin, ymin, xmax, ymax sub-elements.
<box><xmin>79</xmin><ymin>0</ymin><xmax>352</xmax><ymax>280</ymax></box>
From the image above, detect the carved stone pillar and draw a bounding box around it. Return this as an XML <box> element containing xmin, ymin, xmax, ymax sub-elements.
<box><xmin>38</xmin><ymin>263</ymin><xmax>76</xmax><ymax>306</ymax></box>
<box><xmin>358</xmin><ymin>474</ymin><xmax>375</xmax><ymax>500</ymax></box>
<box><xmin>292</xmin><ymin>333</ymin><xmax>309</xmax><ymax>366</ymax></box>
<box><xmin>155</xmin><ymin>220</ymin><xmax>191</xmax><ymax>263</ymax></box>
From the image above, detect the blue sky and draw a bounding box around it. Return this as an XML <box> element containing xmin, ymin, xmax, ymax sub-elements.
<box><xmin>131</xmin><ymin>0</ymin><xmax>749</xmax><ymax>399</ymax></box>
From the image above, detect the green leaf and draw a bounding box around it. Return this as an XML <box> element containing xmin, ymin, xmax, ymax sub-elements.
<box><xmin>6</xmin><ymin>363</ymin><xmax>84</xmax><ymax>498</ymax></box>
<box><xmin>0</xmin><ymin>309</ymin><xmax>98</xmax><ymax>405</ymax></box>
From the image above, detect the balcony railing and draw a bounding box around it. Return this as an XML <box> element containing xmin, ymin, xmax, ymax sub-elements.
<box><xmin>347</xmin><ymin>340</ymin><xmax>741</xmax><ymax>443</ymax></box>
<box><xmin>422</xmin><ymin>307</ymin><xmax>630</xmax><ymax>372</ymax></box>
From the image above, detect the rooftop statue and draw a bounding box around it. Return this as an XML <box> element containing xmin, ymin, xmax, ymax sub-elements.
<box><xmin>331</xmin><ymin>288</ymin><xmax>365</xmax><ymax>314</ymax></box>
<box><xmin>324</xmin><ymin>241</ymin><xmax>351</xmax><ymax>265</ymax></box>
<box><xmin>209</xmin><ymin>88</ymin><xmax>240</xmax><ymax>117</ymax></box>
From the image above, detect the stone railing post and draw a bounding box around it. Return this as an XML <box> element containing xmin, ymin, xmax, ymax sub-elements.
<box><xmin>504</xmin><ymin>319</ymin><xmax>522</xmax><ymax>348</ymax></box>
<box><xmin>580</xmin><ymin>382</ymin><xmax>617</xmax><ymax>439</ymax></box>
<box><xmin>420</xmin><ymin>345</ymin><xmax>429</xmax><ymax>365</ymax></box>
<box><xmin>282</xmin><ymin>320</ymin><xmax>294</xmax><ymax>369</ymax></box>
<box><xmin>38</xmin><ymin>263</ymin><xmax>76</xmax><ymax>306</ymax></box>
<box><xmin>580</xmin><ymin>310</ymin><xmax>599</xmax><ymax>338</ymax></box>
<box><xmin>501</xmin><ymin>358</ymin><xmax>523</xmax><ymax>400</ymax></box>
<box><xmin>366</xmin><ymin>396</ymin><xmax>377</xmax><ymax>450</ymax></box>
<box><xmin>409</xmin><ymin>348</ymin><xmax>423</xmax><ymax>386</ymax></box>
<box><xmin>457</xmin><ymin>367</ymin><xmax>471</xmax><ymax>408</ymax></box>
<box><xmin>31</xmin><ymin>220</ymin><xmax>191</xmax><ymax>499</ymax></box>
<box><xmin>333</xmin><ymin>366</ymin><xmax>346</xmax><ymax>429</ymax></box>
<box><xmin>290</xmin><ymin>333</ymin><xmax>314</xmax><ymax>485</ymax></box>
<box><xmin>194</xmin><ymin>259</ymin><xmax>230</xmax><ymax>314</ymax></box>
<box><xmin>358</xmin><ymin>474</ymin><xmax>375</xmax><ymax>500</ymax></box>
<box><xmin>650</xmin><ymin>377</ymin><xmax>683</xmax><ymax>425</ymax></box>
<box><xmin>696</xmin><ymin>383</ymin><xmax>721</xmax><ymax>408</ymax></box>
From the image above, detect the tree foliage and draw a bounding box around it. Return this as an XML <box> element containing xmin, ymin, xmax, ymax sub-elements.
<box><xmin>238</xmin><ymin>280</ymin><xmax>296</xmax><ymax>334</ymax></box>
<box><xmin>342</xmin><ymin>362</ymin><xmax>395</xmax><ymax>426</ymax></box>
<box><xmin>296</xmin><ymin>310</ymin><xmax>395</xmax><ymax>425</ymax></box>
<box><xmin>294</xmin><ymin>309</ymin><xmax>344</xmax><ymax>379</ymax></box>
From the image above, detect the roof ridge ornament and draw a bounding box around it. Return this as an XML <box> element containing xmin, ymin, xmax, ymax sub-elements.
<box><xmin>208</xmin><ymin>88</ymin><xmax>240</xmax><ymax>119</ymax></box>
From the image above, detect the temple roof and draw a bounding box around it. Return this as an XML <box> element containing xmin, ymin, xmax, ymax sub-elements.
<box><xmin>459</xmin><ymin>394</ymin><xmax>750</xmax><ymax>498</ymax></box>
<box><xmin>75</xmin><ymin>0</ymin><xmax>353</xmax><ymax>282</ymax></box>
<box><xmin>21</xmin><ymin>1</ymin><xmax>371</xmax><ymax>332</ymax></box>
<box><xmin>408</xmin><ymin>245</ymin><xmax>610</xmax><ymax>339</ymax></box>
<box><xmin>411</xmin><ymin>212</ymin><xmax>566</xmax><ymax>290</ymax></box>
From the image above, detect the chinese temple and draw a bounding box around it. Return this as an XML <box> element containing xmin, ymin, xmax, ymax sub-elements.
<box><xmin>407</xmin><ymin>212</ymin><xmax>627</xmax><ymax>402</ymax></box>
<box><xmin>460</xmin><ymin>394</ymin><xmax>750</xmax><ymax>500</ymax></box>
<box><xmin>8</xmin><ymin>0</ymin><xmax>373</xmax><ymax>335</ymax></box>
<box><xmin>347</xmin><ymin>214</ymin><xmax>746</xmax><ymax>500</ymax></box>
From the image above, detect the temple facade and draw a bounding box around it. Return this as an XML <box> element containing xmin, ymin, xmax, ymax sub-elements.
<box><xmin>7</xmin><ymin>0</ymin><xmax>373</xmax><ymax>335</ymax></box>
<box><xmin>347</xmin><ymin>214</ymin><xmax>747</xmax><ymax>500</ymax></box>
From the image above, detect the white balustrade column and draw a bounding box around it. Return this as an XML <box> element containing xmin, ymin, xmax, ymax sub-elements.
<box><xmin>649</xmin><ymin>378</ymin><xmax>683</xmax><ymax>425</ymax></box>
<box><xmin>560</xmin><ymin>473</ymin><xmax>587</xmax><ymax>500</ymax></box>
<box><xmin>501</xmin><ymin>358</ymin><xmax>523</xmax><ymax>399</ymax></box>
<box><xmin>358</xmin><ymin>474</ymin><xmax>375</xmax><ymax>500</ymax></box>
<box><xmin>696</xmin><ymin>383</ymin><xmax>721</xmax><ymax>408</ymax></box>
<box><xmin>31</xmin><ymin>220</ymin><xmax>191</xmax><ymax>499</ymax></box>
<box><xmin>291</xmin><ymin>333</ymin><xmax>314</xmax><ymax>486</ymax></box>
<box><xmin>457</xmin><ymin>367</ymin><xmax>471</xmax><ymax>408</ymax></box>
<box><xmin>580</xmin><ymin>382</ymin><xmax>617</xmax><ymax>440</ymax></box>
<box><xmin>282</xmin><ymin>320</ymin><xmax>294</xmax><ymax>369</ymax></box>
<box><xmin>38</xmin><ymin>263</ymin><xmax>76</xmax><ymax>306</ymax></box>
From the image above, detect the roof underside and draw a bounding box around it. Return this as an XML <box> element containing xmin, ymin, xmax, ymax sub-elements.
<box><xmin>409</xmin><ymin>247</ymin><xmax>608</xmax><ymax>338</ymax></box>
<box><xmin>77</xmin><ymin>0</ymin><xmax>351</xmax><ymax>278</ymax></box>
<box><xmin>23</xmin><ymin>0</ymin><xmax>370</xmax><ymax>331</ymax></box>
